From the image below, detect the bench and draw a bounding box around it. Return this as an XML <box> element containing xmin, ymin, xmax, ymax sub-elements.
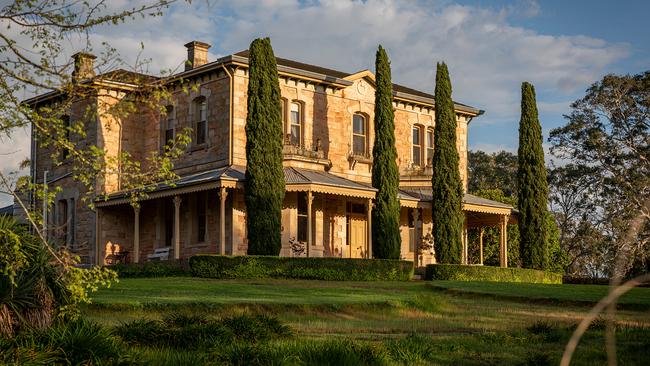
<box><xmin>147</xmin><ymin>247</ymin><xmax>172</xmax><ymax>261</ymax></box>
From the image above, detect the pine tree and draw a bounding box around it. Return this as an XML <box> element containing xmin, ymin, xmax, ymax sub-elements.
<box><xmin>245</xmin><ymin>37</ymin><xmax>285</xmax><ymax>255</ymax></box>
<box><xmin>371</xmin><ymin>45</ymin><xmax>401</xmax><ymax>259</ymax></box>
<box><xmin>517</xmin><ymin>82</ymin><xmax>549</xmax><ymax>269</ymax></box>
<box><xmin>431</xmin><ymin>62</ymin><xmax>464</xmax><ymax>264</ymax></box>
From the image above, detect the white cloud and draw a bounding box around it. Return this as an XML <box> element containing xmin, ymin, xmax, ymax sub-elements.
<box><xmin>0</xmin><ymin>0</ymin><xmax>631</xmax><ymax>203</ymax></box>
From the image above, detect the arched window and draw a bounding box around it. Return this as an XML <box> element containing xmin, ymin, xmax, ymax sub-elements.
<box><xmin>426</xmin><ymin>128</ymin><xmax>434</xmax><ymax>166</ymax></box>
<box><xmin>163</xmin><ymin>105</ymin><xmax>174</xmax><ymax>147</ymax></box>
<box><xmin>290</xmin><ymin>102</ymin><xmax>302</xmax><ymax>146</ymax></box>
<box><xmin>352</xmin><ymin>113</ymin><xmax>367</xmax><ymax>156</ymax></box>
<box><xmin>194</xmin><ymin>97</ymin><xmax>207</xmax><ymax>145</ymax></box>
<box><xmin>412</xmin><ymin>125</ymin><xmax>422</xmax><ymax>167</ymax></box>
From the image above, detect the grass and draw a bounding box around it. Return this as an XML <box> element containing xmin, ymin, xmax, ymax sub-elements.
<box><xmin>430</xmin><ymin>280</ymin><xmax>650</xmax><ymax>308</ymax></box>
<box><xmin>82</xmin><ymin>278</ymin><xmax>650</xmax><ymax>365</ymax></box>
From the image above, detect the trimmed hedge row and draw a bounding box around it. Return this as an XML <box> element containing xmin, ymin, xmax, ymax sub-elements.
<box><xmin>111</xmin><ymin>260</ymin><xmax>191</xmax><ymax>278</ymax></box>
<box><xmin>425</xmin><ymin>264</ymin><xmax>562</xmax><ymax>284</ymax></box>
<box><xmin>189</xmin><ymin>255</ymin><xmax>413</xmax><ymax>281</ymax></box>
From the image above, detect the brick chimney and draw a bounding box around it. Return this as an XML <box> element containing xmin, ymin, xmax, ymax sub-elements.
<box><xmin>71</xmin><ymin>52</ymin><xmax>96</xmax><ymax>82</ymax></box>
<box><xmin>184</xmin><ymin>41</ymin><xmax>211</xmax><ymax>71</ymax></box>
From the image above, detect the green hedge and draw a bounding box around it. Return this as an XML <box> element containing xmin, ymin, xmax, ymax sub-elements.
<box><xmin>110</xmin><ymin>260</ymin><xmax>191</xmax><ymax>278</ymax></box>
<box><xmin>424</xmin><ymin>264</ymin><xmax>562</xmax><ymax>284</ymax></box>
<box><xmin>189</xmin><ymin>255</ymin><xmax>413</xmax><ymax>281</ymax></box>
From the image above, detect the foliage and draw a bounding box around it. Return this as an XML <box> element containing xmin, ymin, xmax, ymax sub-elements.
<box><xmin>424</xmin><ymin>264</ymin><xmax>562</xmax><ymax>284</ymax></box>
<box><xmin>189</xmin><ymin>255</ymin><xmax>414</xmax><ymax>281</ymax></box>
<box><xmin>0</xmin><ymin>216</ymin><xmax>117</xmax><ymax>336</ymax></box>
<box><xmin>468</xmin><ymin>189</ymin><xmax>521</xmax><ymax>266</ymax></box>
<box><xmin>518</xmin><ymin>82</ymin><xmax>549</xmax><ymax>270</ymax></box>
<box><xmin>549</xmin><ymin>71</ymin><xmax>650</xmax><ymax>278</ymax></box>
<box><xmin>548</xmin><ymin>164</ymin><xmax>606</xmax><ymax>276</ymax></box>
<box><xmin>1</xmin><ymin>318</ymin><xmax>121</xmax><ymax>365</ymax></box>
<box><xmin>468</xmin><ymin>150</ymin><xmax>518</xmax><ymax>197</ymax></box>
<box><xmin>244</xmin><ymin>37</ymin><xmax>285</xmax><ymax>256</ymax></box>
<box><xmin>431</xmin><ymin>62</ymin><xmax>464</xmax><ymax>264</ymax></box>
<box><xmin>546</xmin><ymin>211</ymin><xmax>568</xmax><ymax>273</ymax></box>
<box><xmin>0</xmin><ymin>0</ymin><xmax>185</xmax><ymax>340</ymax></box>
<box><xmin>114</xmin><ymin>313</ymin><xmax>290</xmax><ymax>350</ymax></box>
<box><xmin>371</xmin><ymin>45</ymin><xmax>401</xmax><ymax>259</ymax></box>
<box><xmin>110</xmin><ymin>260</ymin><xmax>190</xmax><ymax>278</ymax></box>
<box><xmin>0</xmin><ymin>215</ymin><xmax>29</xmax><ymax>286</ymax></box>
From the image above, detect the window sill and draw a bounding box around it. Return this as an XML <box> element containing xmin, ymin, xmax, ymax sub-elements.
<box><xmin>348</xmin><ymin>154</ymin><xmax>372</xmax><ymax>164</ymax></box>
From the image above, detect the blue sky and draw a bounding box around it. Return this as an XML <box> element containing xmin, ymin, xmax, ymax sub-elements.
<box><xmin>1</xmin><ymin>0</ymin><xmax>648</xmax><ymax>206</ymax></box>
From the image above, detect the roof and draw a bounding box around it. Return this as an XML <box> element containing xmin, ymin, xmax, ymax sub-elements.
<box><xmin>96</xmin><ymin>165</ymin><xmax>378</xmax><ymax>206</ymax></box>
<box><xmin>24</xmin><ymin>49</ymin><xmax>482</xmax><ymax>115</ymax></box>
<box><xmin>235</xmin><ymin>50</ymin><xmax>350</xmax><ymax>79</ymax></box>
<box><xmin>233</xmin><ymin>50</ymin><xmax>479</xmax><ymax>113</ymax></box>
<box><xmin>22</xmin><ymin>68</ymin><xmax>160</xmax><ymax>106</ymax></box>
<box><xmin>95</xmin><ymin>166</ymin><xmax>245</xmax><ymax>206</ymax></box>
<box><xmin>400</xmin><ymin>189</ymin><xmax>514</xmax><ymax>210</ymax></box>
<box><xmin>284</xmin><ymin>167</ymin><xmax>376</xmax><ymax>192</ymax></box>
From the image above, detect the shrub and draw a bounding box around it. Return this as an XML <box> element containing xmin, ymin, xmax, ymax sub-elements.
<box><xmin>114</xmin><ymin>313</ymin><xmax>290</xmax><ymax>350</ymax></box>
<box><xmin>5</xmin><ymin>319</ymin><xmax>122</xmax><ymax>365</ymax></box>
<box><xmin>424</xmin><ymin>264</ymin><xmax>561</xmax><ymax>284</ymax></box>
<box><xmin>110</xmin><ymin>260</ymin><xmax>190</xmax><ymax>278</ymax></box>
<box><xmin>189</xmin><ymin>255</ymin><xmax>413</xmax><ymax>281</ymax></box>
<box><xmin>562</xmin><ymin>276</ymin><xmax>609</xmax><ymax>285</ymax></box>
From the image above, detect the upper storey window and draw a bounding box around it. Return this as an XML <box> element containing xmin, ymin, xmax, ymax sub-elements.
<box><xmin>194</xmin><ymin>97</ymin><xmax>207</xmax><ymax>145</ymax></box>
<box><xmin>352</xmin><ymin>114</ymin><xmax>367</xmax><ymax>156</ymax></box>
<box><xmin>164</xmin><ymin>105</ymin><xmax>175</xmax><ymax>147</ymax></box>
<box><xmin>426</xmin><ymin>128</ymin><xmax>434</xmax><ymax>166</ymax></box>
<box><xmin>412</xmin><ymin>126</ymin><xmax>422</xmax><ymax>167</ymax></box>
<box><xmin>290</xmin><ymin>102</ymin><xmax>302</xmax><ymax>146</ymax></box>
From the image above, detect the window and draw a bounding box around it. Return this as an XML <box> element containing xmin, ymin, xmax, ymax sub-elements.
<box><xmin>62</xmin><ymin>115</ymin><xmax>71</xmax><ymax>159</ymax></box>
<box><xmin>58</xmin><ymin>199</ymin><xmax>68</xmax><ymax>244</ymax></box>
<box><xmin>412</xmin><ymin>126</ymin><xmax>422</xmax><ymax>167</ymax></box>
<box><xmin>297</xmin><ymin>192</ymin><xmax>308</xmax><ymax>242</ymax></box>
<box><xmin>426</xmin><ymin>128</ymin><xmax>434</xmax><ymax>166</ymax></box>
<box><xmin>194</xmin><ymin>97</ymin><xmax>207</xmax><ymax>145</ymax></box>
<box><xmin>352</xmin><ymin>114</ymin><xmax>366</xmax><ymax>156</ymax></box>
<box><xmin>290</xmin><ymin>102</ymin><xmax>301</xmax><ymax>146</ymax></box>
<box><xmin>164</xmin><ymin>105</ymin><xmax>175</xmax><ymax>147</ymax></box>
<box><xmin>196</xmin><ymin>192</ymin><xmax>206</xmax><ymax>243</ymax></box>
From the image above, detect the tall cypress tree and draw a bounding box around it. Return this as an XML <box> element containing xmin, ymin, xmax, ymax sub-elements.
<box><xmin>517</xmin><ymin>82</ymin><xmax>548</xmax><ymax>269</ymax></box>
<box><xmin>431</xmin><ymin>62</ymin><xmax>464</xmax><ymax>264</ymax></box>
<box><xmin>371</xmin><ymin>45</ymin><xmax>401</xmax><ymax>259</ymax></box>
<box><xmin>245</xmin><ymin>37</ymin><xmax>285</xmax><ymax>255</ymax></box>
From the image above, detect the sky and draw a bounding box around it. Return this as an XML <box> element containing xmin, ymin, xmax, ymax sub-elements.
<box><xmin>1</xmin><ymin>0</ymin><xmax>649</xmax><ymax>207</ymax></box>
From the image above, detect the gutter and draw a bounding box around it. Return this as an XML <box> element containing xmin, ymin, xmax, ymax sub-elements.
<box><xmin>221</xmin><ymin>64</ymin><xmax>234</xmax><ymax>165</ymax></box>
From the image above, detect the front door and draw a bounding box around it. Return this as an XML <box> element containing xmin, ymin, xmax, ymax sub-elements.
<box><xmin>349</xmin><ymin>215</ymin><xmax>367</xmax><ymax>258</ymax></box>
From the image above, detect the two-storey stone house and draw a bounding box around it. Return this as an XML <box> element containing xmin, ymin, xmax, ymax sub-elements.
<box><xmin>27</xmin><ymin>41</ymin><xmax>516</xmax><ymax>267</ymax></box>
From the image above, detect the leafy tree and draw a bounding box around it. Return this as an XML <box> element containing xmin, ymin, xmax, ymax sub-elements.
<box><xmin>431</xmin><ymin>62</ymin><xmax>464</xmax><ymax>264</ymax></box>
<box><xmin>0</xmin><ymin>0</ymin><xmax>188</xmax><ymax>335</ymax></box>
<box><xmin>468</xmin><ymin>150</ymin><xmax>518</xmax><ymax>197</ymax></box>
<box><xmin>548</xmin><ymin>164</ymin><xmax>604</xmax><ymax>275</ymax></box>
<box><xmin>549</xmin><ymin>71</ymin><xmax>650</xmax><ymax>278</ymax></box>
<box><xmin>244</xmin><ymin>37</ymin><xmax>285</xmax><ymax>256</ymax></box>
<box><xmin>371</xmin><ymin>45</ymin><xmax>400</xmax><ymax>259</ymax></box>
<box><xmin>517</xmin><ymin>82</ymin><xmax>549</xmax><ymax>270</ymax></box>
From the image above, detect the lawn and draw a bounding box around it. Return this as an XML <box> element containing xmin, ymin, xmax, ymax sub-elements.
<box><xmin>83</xmin><ymin>278</ymin><xmax>650</xmax><ymax>365</ymax></box>
<box><xmin>430</xmin><ymin>280</ymin><xmax>650</xmax><ymax>308</ymax></box>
